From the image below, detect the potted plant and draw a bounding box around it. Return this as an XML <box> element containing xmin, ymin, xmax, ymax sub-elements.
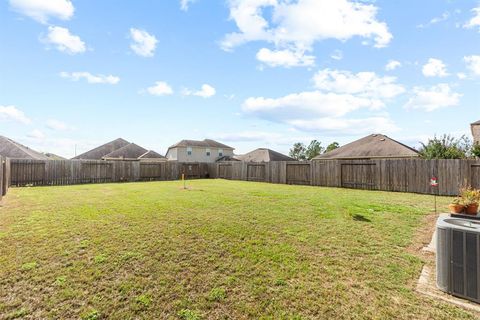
<box><xmin>460</xmin><ymin>187</ymin><xmax>480</xmax><ymax>215</ymax></box>
<box><xmin>448</xmin><ymin>197</ymin><xmax>465</xmax><ymax>214</ymax></box>
<box><xmin>464</xmin><ymin>199</ymin><xmax>479</xmax><ymax>215</ymax></box>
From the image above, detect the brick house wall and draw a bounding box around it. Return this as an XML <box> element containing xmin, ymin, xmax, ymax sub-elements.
<box><xmin>472</xmin><ymin>122</ymin><xmax>480</xmax><ymax>145</ymax></box>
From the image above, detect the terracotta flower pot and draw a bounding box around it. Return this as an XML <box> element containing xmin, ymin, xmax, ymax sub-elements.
<box><xmin>465</xmin><ymin>203</ymin><xmax>479</xmax><ymax>215</ymax></box>
<box><xmin>449</xmin><ymin>204</ymin><xmax>465</xmax><ymax>214</ymax></box>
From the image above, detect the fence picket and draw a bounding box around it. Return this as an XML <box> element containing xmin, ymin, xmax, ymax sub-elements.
<box><xmin>5</xmin><ymin>158</ymin><xmax>480</xmax><ymax>196</ymax></box>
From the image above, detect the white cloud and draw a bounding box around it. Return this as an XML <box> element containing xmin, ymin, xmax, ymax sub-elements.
<box><xmin>0</xmin><ymin>105</ymin><xmax>31</xmax><ymax>124</ymax></box>
<box><xmin>129</xmin><ymin>28</ymin><xmax>158</xmax><ymax>57</ymax></box>
<box><xmin>221</xmin><ymin>0</ymin><xmax>392</xmax><ymax>67</ymax></box>
<box><xmin>180</xmin><ymin>0</ymin><xmax>196</xmax><ymax>11</ymax></box>
<box><xmin>46</xmin><ymin>119</ymin><xmax>71</xmax><ymax>131</ymax></box>
<box><xmin>422</xmin><ymin>58</ymin><xmax>448</xmax><ymax>77</ymax></box>
<box><xmin>385</xmin><ymin>60</ymin><xmax>401</xmax><ymax>71</ymax></box>
<box><xmin>146</xmin><ymin>81</ymin><xmax>174</xmax><ymax>96</ymax></box>
<box><xmin>465</xmin><ymin>55</ymin><xmax>480</xmax><ymax>75</ymax></box>
<box><xmin>256</xmin><ymin>48</ymin><xmax>314</xmax><ymax>67</ymax></box>
<box><xmin>330</xmin><ymin>50</ymin><xmax>343</xmax><ymax>61</ymax></box>
<box><xmin>464</xmin><ymin>7</ymin><xmax>480</xmax><ymax>30</ymax></box>
<box><xmin>242</xmin><ymin>91</ymin><xmax>399</xmax><ymax>134</ymax></box>
<box><xmin>9</xmin><ymin>0</ymin><xmax>74</xmax><ymax>24</ymax></box>
<box><xmin>60</xmin><ymin>72</ymin><xmax>120</xmax><ymax>84</ymax></box>
<box><xmin>288</xmin><ymin>116</ymin><xmax>399</xmax><ymax>134</ymax></box>
<box><xmin>243</xmin><ymin>91</ymin><xmax>381</xmax><ymax>119</ymax></box>
<box><xmin>242</xmin><ymin>68</ymin><xmax>404</xmax><ymax>134</ymax></box>
<box><xmin>182</xmin><ymin>84</ymin><xmax>216</xmax><ymax>98</ymax></box>
<box><xmin>457</xmin><ymin>72</ymin><xmax>467</xmax><ymax>80</ymax></box>
<box><xmin>417</xmin><ymin>11</ymin><xmax>450</xmax><ymax>28</ymax></box>
<box><xmin>44</xmin><ymin>26</ymin><xmax>86</xmax><ymax>54</ymax></box>
<box><xmin>217</xmin><ymin>131</ymin><xmax>284</xmax><ymax>142</ymax></box>
<box><xmin>312</xmin><ymin>69</ymin><xmax>405</xmax><ymax>101</ymax></box>
<box><xmin>27</xmin><ymin>129</ymin><xmax>46</xmax><ymax>139</ymax></box>
<box><xmin>404</xmin><ymin>84</ymin><xmax>461</xmax><ymax>112</ymax></box>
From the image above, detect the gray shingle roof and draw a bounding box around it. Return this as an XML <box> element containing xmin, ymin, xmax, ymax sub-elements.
<box><xmin>0</xmin><ymin>136</ymin><xmax>48</xmax><ymax>160</ymax></box>
<box><xmin>44</xmin><ymin>153</ymin><xmax>66</xmax><ymax>160</ymax></box>
<box><xmin>216</xmin><ymin>155</ymin><xmax>240</xmax><ymax>162</ymax></box>
<box><xmin>168</xmin><ymin>139</ymin><xmax>234</xmax><ymax>150</ymax></box>
<box><xmin>472</xmin><ymin>120</ymin><xmax>480</xmax><ymax>125</ymax></box>
<box><xmin>138</xmin><ymin>150</ymin><xmax>166</xmax><ymax>159</ymax></box>
<box><xmin>236</xmin><ymin>148</ymin><xmax>294</xmax><ymax>162</ymax></box>
<box><xmin>102</xmin><ymin>143</ymin><xmax>148</xmax><ymax>159</ymax></box>
<box><xmin>313</xmin><ymin>134</ymin><xmax>419</xmax><ymax>160</ymax></box>
<box><xmin>72</xmin><ymin>138</ymin><xmax>130</xmax><ymax>160</ymax></box>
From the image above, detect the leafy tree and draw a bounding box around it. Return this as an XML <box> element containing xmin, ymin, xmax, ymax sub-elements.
<box><xmin>289</xmin><ymin>142</ymin><xmax>306</xmax><ymax>160</ymax></box>
<box><xmin>325</xmin><ymin>142</ymin><xmax>340</xmax><ymax>153</ymax></box>
<box><xmin>419</xmin><ymin>134</ymin><xmax>471</xmax><ymax>159</ymax></box>
<box><xmin>472</xmin><ymin>143</ymin><xmax>480</xmax><ymax>158</ymax></box>
<box><xmin>305</xmin><ymin>140</ymin><xmax>324</xmax><ymax>160</ymax></box>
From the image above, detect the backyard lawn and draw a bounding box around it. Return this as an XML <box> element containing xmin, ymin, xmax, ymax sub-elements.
<box><xmin>0</xmin><ymin>179</ymin><xmax>475</xmax><ymax>319</ymax></box>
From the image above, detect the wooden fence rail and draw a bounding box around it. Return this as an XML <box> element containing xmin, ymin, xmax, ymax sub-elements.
<box><xmin>212</xmin><ymin>159</ymin><xmax>480</xmax><ymax>196</ymax></box>
<box><xmin>5</xmin><ymin>158</ymin><xmax>480</xmax><ymax>196</ymax></box>
<box><xmin>0</xmin><ymin>157</ymin><xmax>10</xmax><ymax>199</ymax></box>
<box><xmin>9</xmin><ymin>159</ymin><xmax>215</xmax><ymax>187</ymax></box>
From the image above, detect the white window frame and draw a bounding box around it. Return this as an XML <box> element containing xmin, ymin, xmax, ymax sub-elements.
<box><xmin>218</xmin><ymin>149</ymin><xmax>224</xmax><ymax>157</ymax></box>
<box><xmin>187</xmin><ymin>147</ymin><xmax>192</xmax><ymax>156</ymax></box>
<box><xmin>206</xmin><ymin>148</ymin><xmax>211</xmax><ymax>156</ymax></box>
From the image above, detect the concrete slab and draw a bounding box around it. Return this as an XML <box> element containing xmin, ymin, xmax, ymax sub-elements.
<box><xmin>416</xmin><ymin>265</ymin><xmax>480</xmax><ymax>314</ymax></box>
<box><xmin>417</xmin><ymin>213</ymin><xmax>480</xmax><ymax>315</ymax></box>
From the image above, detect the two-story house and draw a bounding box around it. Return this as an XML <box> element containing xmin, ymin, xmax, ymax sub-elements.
<box><xmin>472</xmin><ymin>121</ymin><xmax>480</xmax><ymax>145</ymax></box>
<box><xmin>166</xmin><ymin>139</ymin><xmax>234</xmax><ymax>163</ymax></box>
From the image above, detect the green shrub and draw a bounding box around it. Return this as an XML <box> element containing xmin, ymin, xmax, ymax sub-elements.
<box><xmin>419</xmin><ymin>134</ymin><xmax>471</xmax><ymax>159</ymax></box>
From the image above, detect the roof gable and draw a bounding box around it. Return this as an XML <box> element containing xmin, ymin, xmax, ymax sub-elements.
<box><xmin>168</xmin><ymin>139</ymin><xmax>234</xmax><ymax>150</ymax></box>
<box><xmin>103</xmin><ymin>143</ymin><xmax>148</xmax><ymax>159</ymax></box>
<box><xmin>0</xmin><ymin>136</ymin><xmax>48</xmax><ymax>160</ymax></box>
<box><xmin>313</xmin><ymin>134</ymin><xmax>419</xmax><ymax>160</ymax></box>
<box><xmin>237</xmin><ymin>148</ymin><xmax>294</xmax><ymax>162</ymax></box>
<box><xmin>73</xmin><ymin>138</ymin><xmax>130</xmax><ymax>160</ymax></box>
<box><xmin>138</xmin><ymin>150</ymin><xmax>166</xmax><ymax>159</ymax></box>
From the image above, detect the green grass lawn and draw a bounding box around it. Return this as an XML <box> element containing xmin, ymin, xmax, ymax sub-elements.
<box><xmin>0</xmin><ymin>179</ymin><xmax>475</xmax><ymax>319</ymax></box>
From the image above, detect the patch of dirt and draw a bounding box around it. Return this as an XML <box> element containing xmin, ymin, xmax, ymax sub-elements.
<box><xmin>408</xmin><ymin>209</ymin><xmax>439</xmax><ymax>255</ymax></box>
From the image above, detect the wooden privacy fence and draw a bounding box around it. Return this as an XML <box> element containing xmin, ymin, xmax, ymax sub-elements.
<box><xmin>212</xmin><ymin>159</ymin><xmax>480</xmax><ymax>196</ymax></box>
<box><xmin>9</xmin><ymin>159</ymin><xmax>215</xmax><ymax>187</ymax></box>
<box><xmin>0</xmin><ymin>156</ymin><xmax>10</xmax><ymax>200</ymax></box>
<box><xmin>7</xmin><ymin>158</ymin><xmax>480</xmax><ymax>196</ymax></box>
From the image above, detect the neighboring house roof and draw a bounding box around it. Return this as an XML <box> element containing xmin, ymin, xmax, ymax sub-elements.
<box><xmin>44</xmin><ymin>153</ymin><xmax>66</xmax><ymax>160</ymax></box>
<box><xmin>0</xmin><ymin>135</ymin><xmax>48</xmax><ymax>160</ymax></box>
<box><xmin>103</xmin><ymin>143</ymin><xmax>148</xmax><ymax>159</ymax></box>
<box><xmin>216</xmin><ymin>155</ymin><xmax>241</xmax><ymax>162</ymax></box>
<box><xmin>472</xmin><ymin>120</ymin><xmax>480</xmax><ymax>125</ymax></box>
<box><xmin>313</xmin><ymin>134</ymin><xmax>419</xmax><ymax>160</ymax></box>
<box><xmin>73</xmin><ymin>138</ymin><xmax>130</xmax><ymax>160</ymax></box>
<box><xmin>236</xmin><ymin>148</ymin><xmax>295</xmax><ymax>162</ymax></box>
<box><xmin>168</xmin><ymin>139</ymin><xmax>234</xmax><ymax>150</ymax></box>
<box><xmin>138</xmin><ymin>150</ymin><xmax>166</xmax><ymax>159</ymax></box>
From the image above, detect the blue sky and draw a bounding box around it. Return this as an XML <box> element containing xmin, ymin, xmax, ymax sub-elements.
<box><xmin>1</xmin><ymin>0</ymin><xmax>480</xmax><ymax>158</ymax></box>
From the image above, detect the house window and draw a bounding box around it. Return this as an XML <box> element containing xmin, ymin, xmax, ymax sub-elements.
<box><xmin>187</xmin><ymin>147</ymin><xmax>192</xmax><ymax>156</ymax></box>
<box><xmin>206</xmin><ymin>148</ymin><xmax>211</xmax><ymax>156</ymax></box>
<box><xmin>218</xmin><ymin>149</ymin><xmax>224</xmax><ymax>157</ymax></box>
